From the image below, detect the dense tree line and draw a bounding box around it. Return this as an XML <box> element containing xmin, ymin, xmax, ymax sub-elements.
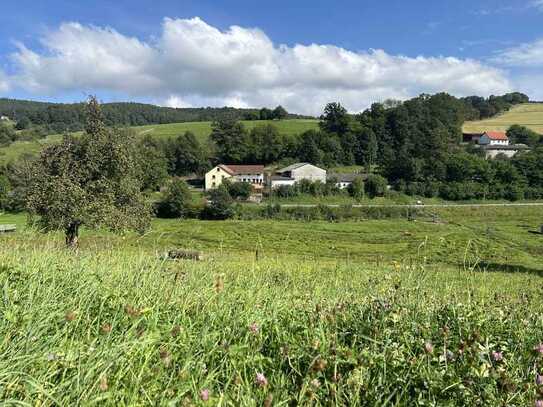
<box><xmin>0</xmin><ymin>98</ymin><xmax>305</xmax><ymax>135</ymax></box>
<box><xmin>461</xmin><ymin>92</ymin><xmax>529</xmax><ymax>120</ymax></box>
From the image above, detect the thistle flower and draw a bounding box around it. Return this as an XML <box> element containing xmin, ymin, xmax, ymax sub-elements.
<box><xmin>249</xmin><ymin>322</ymin><xmax>259</xmax><ymax>334</ymax></box>
<box><xmin>491</xmin><ymin>351</ymin><xmax>503</xmax><ymax>362</ymax></box>
<box><xmin>424</xmin><ymin>341</ymin><xmax>434</xmax><ymax>354</ymax></box>
<box><xmin>535</xmin><ymin>344</ymin><xmax>543</xmax><ymax>354</ymax></box>
<box><xmin>537</xmin><ymin>374</ymin><xmax>543</xmax><ymax>386</ymax></box>
<box><xmin>200</xmin><ymin>389</ymin><xmax>210</xmax><ymax>401</ymax></box>
<box><xmin>536</xmin><ymin>400</ymin><xmax>543</xmax><ymax>407</ymax></box>
<box><xmin>255</xmin><ymin>372</ymin><xmax>268</xmax><ymax>387</ymax></box>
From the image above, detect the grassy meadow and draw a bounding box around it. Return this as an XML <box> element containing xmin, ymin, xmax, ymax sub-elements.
<box><xmin>0</xmin><ymin>119</ymin><xmax>319</xmax><ymax>165</ymax></box>
<box><xmin>1</xmin><ymin>206</ymin><xmax>543</xmax><ymax>404</ymax></box>
<box><xmin>463</xmin><ymin>103</ymin><xmax>543</xmax><ymax>134</ymax></box>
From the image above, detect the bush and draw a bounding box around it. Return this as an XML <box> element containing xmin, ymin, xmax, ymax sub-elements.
<box><xmin>226</xmin><ymin>181</ymin><xmax>253</xmax><ymax>201</ymax></box>
<box><xmin>155</xmin><ymin>178</ymin><xmax>192</xmax><ymax>218</ymax></box>
<box><xmin>201</xmin><ymin>185</ymin><xmax>235</xmax><ymax>220</ymax></box>
<box><xmin>365</xmin><ymin>174</ymin><xmax>388</xmax><ymax>198</ymax></box>
<box><xmin>0</xmin><ymin>175</ymin><xmax>9</xmax><ymax>211</ymax></box>
<box><xmin>347</xmin><ymin>176</ymin><xmax>364</xmax><ymax>199</ymax></box>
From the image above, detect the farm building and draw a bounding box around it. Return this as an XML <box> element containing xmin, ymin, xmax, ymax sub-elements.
<box><xmin>205</xmin><ymin>164</ymin><xmax>265</xmax><ymax>191</ymax></box>
<box><xmin>479</xmin><ymin>131</ymin><xmax>509</xmax><ymax>146</ymax></box>
<box><xmin>0</xmin><ymin>116</ymin><xmax>9</xmax><ymax>121</ymax></box>
<box><xmin>270</xmin><ymin>163</ymin><xmax>326</xmax><ymax>189</ymax></box>
<box><xmin>328</xmin><ymin>173</ymin><xmax>366</xmax><ymax>189</ymax></box>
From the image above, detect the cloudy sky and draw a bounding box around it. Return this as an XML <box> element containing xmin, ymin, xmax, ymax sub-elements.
<box><xmin>0</xmin><ymin>0</ymin><xmax>541</xmax><ymax>115</ymax></box>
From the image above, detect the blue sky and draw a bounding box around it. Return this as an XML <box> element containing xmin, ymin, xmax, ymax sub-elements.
<box><xmin>0</xmin><ymin>0</ymin><xmax>541</xmax><ymax>114</ymax></box>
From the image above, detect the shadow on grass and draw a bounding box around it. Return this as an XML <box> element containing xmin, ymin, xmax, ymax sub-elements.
<box><xmin>476</xmin><ymin>261</ymin><xmax>543</xmax><ymax>276</ymax></box>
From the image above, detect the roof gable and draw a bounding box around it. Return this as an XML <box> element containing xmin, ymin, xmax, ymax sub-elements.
<box><xmin>483</xmin><ymin>131</ymin><xmax>508</xmax><ymax>141</ymax></box>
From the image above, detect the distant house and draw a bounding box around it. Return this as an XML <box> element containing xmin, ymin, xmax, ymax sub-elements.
<box><xmin>328</xmin><ymin>173</ymin><xmax>366</xmax><ymax>189</ymax></box>
<box><xmin>270</xmin><ymin>163</ymin><xmax>326</xmax><ymax>188</ymax></box>
<box><xmin>479</xmin><ymin>131</ymin><xmax>509</xmax><ymax>146</ymax></box>
<box><xmin>0</xmin><ymin>116</ymin><xmax>9</xmax><ymax>121</ymax></box>
<box><xmin>483</xmin><ymin>144</ymin><xmax>530</xmax><ymax>159</ymax></box>
<box><xmin>205</xmin><ymin>164</ymin><xmax>265</xmax><ymax>190</ymax></box>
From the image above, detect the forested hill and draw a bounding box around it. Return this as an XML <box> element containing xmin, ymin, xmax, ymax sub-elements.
<box><xmin>0</xmin><ymin>98</ymin><xmax>309</xmax><ymax>133</ymax></box>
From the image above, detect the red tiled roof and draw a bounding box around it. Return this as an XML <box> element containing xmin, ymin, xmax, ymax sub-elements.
<box><xmin>222</xmin><ymin>164</ymin><xmax>264</xmax><ymax>175</ymax></box>
<box><xmin>484</xmin><ymin>131</ymin><xmax>508</xmax><ymax>141</ymax></box>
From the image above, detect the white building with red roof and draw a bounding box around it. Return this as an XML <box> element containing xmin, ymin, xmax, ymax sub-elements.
<box><xmin>205</xmin><ymin>164</ymin><xmax>265</xmax><ymax>190</ymax></box>
<box><xmin>479</xmin><ymin>131</ymin><xmax>509</xmax><ymax>146</ymax></box>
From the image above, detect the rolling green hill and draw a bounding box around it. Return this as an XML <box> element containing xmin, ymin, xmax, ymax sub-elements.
<box><xmin>0</xmin><ymin>119</ymin><xmax>319</xmax><ymax>165</ymax></box>
<box><xmin>463</xmin><ymin>103</ymin><xmax>543</xmax><ymax>134</ymax></box>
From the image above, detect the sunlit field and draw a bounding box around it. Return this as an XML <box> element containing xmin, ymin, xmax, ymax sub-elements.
<box><xmin>1</xmin><ymin>207</ymin><xmax>543</xmax><ymax>404</ymax></box>
<box><xmin>463</xmin><ymin>103</ymin><xmax>543</xmax><ymax>134</ymax></box>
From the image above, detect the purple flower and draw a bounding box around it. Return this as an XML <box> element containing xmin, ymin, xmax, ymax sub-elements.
<box><xmin>537</xmin><ymin>374</ymin><xmax>543</xmax><ymax>386</ymax></box>
<box><xmin>249</xmin><ymin>322</ymin><xmax>259</xmax><ymax>334</ymax></box>
<box><xmin>491</xmin><ymin>351</ymin><xmax>503</xmax><ymax>362</ymax></box>
<box><xmin>424</xmin><ymin>341</ymin><xmax>434</xmax><ymax>354</ymax></box>
<box><xmin>535</xmin><ymin>400</ymin><xmax>543</xmax><ymax>407</ymax></box>
<box><xmin>535</xmin><ymin>344</ymin><xmax>543</xmax><ymax>354</ymax></box>
<box><xmin>200</xmin><ymin>389</ymin><xmax>210</xmax><ymax>401</ymax></box>
<box><xmin>255</xmin><ymin>372</ymin><xmax>268</xmax><ymax>387</ymax></box>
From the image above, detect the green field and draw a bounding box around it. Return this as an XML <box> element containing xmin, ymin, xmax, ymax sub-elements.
<box><xmin>463</xmin><ymin>103</ymin><xmax>543</xmax><ymax>134</ymax></box>
<box><xmin>0</xmin><ymin>119</ymin><xmax>319</xmax><ymax>165</ymax></box>
<box><xmin>1</xmin><ymin>207</ymin><xmax>543</xmax><ymax>404</ymax></box>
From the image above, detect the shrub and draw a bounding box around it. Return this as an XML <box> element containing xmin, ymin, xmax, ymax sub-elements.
<box><xmin>155</xmin><ymin>178</ymin><xmax>192</xmax><ymax>218</ymax></box>
<box><xmin>347</xmin><ymin>176</ymin><xmax>365</xmax><ymax>199</ymax></box>
<box><xmin>201</xmin><ymin>185</ymin><xmax>235</xmax><ymax>220</ymax></box>
<box><xmin>365</xmin><ymin>174</ymin><xmax>388</xmax><ymax>198</ymax></box>
<box><xmin>226</xmin><ymin>181</ymin><xmax>253</xmax><ymax>201</ymax></box>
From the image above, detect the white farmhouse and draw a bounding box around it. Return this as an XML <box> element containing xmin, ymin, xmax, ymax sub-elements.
<box><xmin>270</xmin><ymin>163</ymin><xmax>326</xmax><ymax>188</ymax></box>
<box><xmin>205</xmin><ymin>164</ymin><xmax>265</xmax><ymax>191</ymax></box>
<box><xmin>479</xmin><ymin>131</ymin><xmax>509</xmax><ymax>146</ymax></box>
<box><xmin>0</xmin><ymin>116</ymin><xmax>9</xmax><ymax>121</ymax></box>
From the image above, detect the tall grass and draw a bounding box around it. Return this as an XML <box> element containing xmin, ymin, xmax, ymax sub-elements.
<box><xmin>1</xmin><ymin>241</ymin><xmax>543</xmax><ymax>405</ymax></box>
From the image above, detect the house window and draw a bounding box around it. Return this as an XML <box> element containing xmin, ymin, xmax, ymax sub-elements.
<box><xmin>212</xmin><ymin>182</ymin><xmax>216</xmax><ymax>187</ymax></box>
<box><xmin>212</xmin><ymin>175</ymin><xmax>216</xmax><ymax>179</ymax></box>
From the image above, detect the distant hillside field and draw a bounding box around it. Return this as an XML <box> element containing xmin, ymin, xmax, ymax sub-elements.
<box><xmin>0</xmin><ymin>119</ymin><xmax>319</xmax><ymax>165</ymax></box>
<box><xmin>463</xmin><ymin>103</ymin><xmax>543</xmax><ymax>134</ymax></box>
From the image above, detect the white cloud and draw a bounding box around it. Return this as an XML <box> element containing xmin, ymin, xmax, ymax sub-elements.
<box><xmin>7</xmin><ymin>17</ymin><xmax>513</xmax><ymax>115</ymax></box>
<box><xmin>531</xmin><ymin>0</ymin><xmax>543</xmax><ymax>11</ymax></box>
<box><xmin>493</xmin><ymin>38</ymin><xmax>543</xmax><ymax>67</ymax></box>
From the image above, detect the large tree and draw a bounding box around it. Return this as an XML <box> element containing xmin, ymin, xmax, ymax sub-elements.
<box><xmin>26</xmin><ymin>97</ymin><xmax>151</xmax><ymax>247</ymax></box>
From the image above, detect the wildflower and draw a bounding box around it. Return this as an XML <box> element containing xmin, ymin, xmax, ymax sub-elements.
<box><xmin>311</xmin><ymin>357</ymin><xmax>327</xmax><ymax>372</ymax></box>
<box><xmin>536</xmin><ymin>400</ymin><xmax>543</xmax><ymax>407</ymax></box>
<box><xmin>65</xmin><ymin>311</ymin><xmax>76</xmax><ymax>322</ymax></box>
<box><xmin>264</xmin><ymin>394</ymin><xmax>273</xmax><ymax>407</ymax></box>
<box><xmin>424</xmin><ymin>341</ymin><xmax>434</xmax><ymax>354</ymax></box>
<box><xmin>100</xmin><ymin>323</ymin><xmax>112</xmax><ymax>334</ymax></box>
<box><xmin>46</xmin><ymin>353</ymin><xmax>57</xmax><ymax>362</ymax></box>
<box><xmin>99</xmin><ymin>375</ymin><xmax>108</xmax><ymax>391</ymax></box>
<box><xmin>249</xmin><ymin>322</ymin><xmax>259</xmax><ymax>334</ymax></box>
<box><xmin>171</xmin><ymin>325</ymin><xmax>181</xmax><ymax>337</ymax></box>
<box><xmin>125</xmin><ymin>305</ymin><xmax>141</xmax><ymax>318</ymax></box>
<box><xmin>537</xmin><ymin>374</ymin><xmax>543</xmax><ymax>386</ymax></box>
<box><xmin>159</xmin><ymin>348</ymin><xmax>171</xmax><ymax>367</ymax></box>
<box><xmin>255</xmin><ymin>372</ymin><xmax>268</xmax><ymax>387</ymax></box>
<box><xmin>491</xmin><ymin>351</ymin><xmax>503</xmax><ymax>362</ymax></box>
<box><xmin>534</xmin><ymin>344</ymin><xmax>543</xmax><ymax>354</ymax></box>
<box><xmin>199</xmin><ymin>389</ymin><xmax>210</xmax><ymax>401</ymax></box>
<box><xmin>311</xmin><ymin>378</ymin><xmax>320</xmax><ymax>389</ymax></box>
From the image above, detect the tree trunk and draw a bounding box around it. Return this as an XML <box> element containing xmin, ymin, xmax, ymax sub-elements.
<box><xmin>65</xmin><ymin>222</ymin><xmax>80</xmax><ymax>248</ymax></box>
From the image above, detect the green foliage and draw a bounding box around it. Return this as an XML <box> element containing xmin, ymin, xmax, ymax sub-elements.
<box><xmin>272</xmin><ymin>105</ymin><xmax>288</xmax><ymax>120</ymax></box>
<box><xmin>202</xmin><ymin>184</ymin><xmax>235</xmax><ymax>220</ymax></box>
<box><xmin>365</xmin><ymin>174</ymin><xmax>388</xmax><ymax>198</ymax></box>
<box><xmin>225</xmin><ymin>180</ymin><xmax>253</xmax><ymax>201</ymax></box>
<box><xmin>137</xmin><ymin>135</ymin><xmax>169</xmax><ymax>191</ymax></box>
<box><xmin>155</xmin><ymin>178</ymin><xmax>192</xmax><ymax>218</ymax></box>
<box><xmin>210</xmin><ymin>119</ymin><xmax>249</xmax><ymax>163</ymax></box>
<box><xmin>0</xmin><ymin>175</ymin><xmax>9</xmax><ymax>210</ymax></box>
<box><xmin>0</xmin><ymin>123</ymin><xmax>16</xmax><ymax>146</ymax></box>
<box><xmin>507</xmin><ymin>124</ymin><xmax>540</xmax><ymax>146</ymax></box>
<box><xmin>25</xmin><ymin>97</ymin><xmax>151</xmax><ymax>245</ymax></box>
<box><xmin>14</xmin><ymin>116</ymin><xmax>31</xmax><ymax>130</ymax></box>
<box><xmin>347</xmin><ymin>176</ymin><xmax>365</xmax><ymax>199</ymax></box>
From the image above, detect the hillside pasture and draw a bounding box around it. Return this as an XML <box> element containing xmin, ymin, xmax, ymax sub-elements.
<box><xmin>0</xmin><ymin>119</ymin><xmax>319</xmax><ymax>165</ymax></box>
<box><xmin>463</xmin><ymin>103</ymin><xmax>543</xmax><ymax>134</ymax></box>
